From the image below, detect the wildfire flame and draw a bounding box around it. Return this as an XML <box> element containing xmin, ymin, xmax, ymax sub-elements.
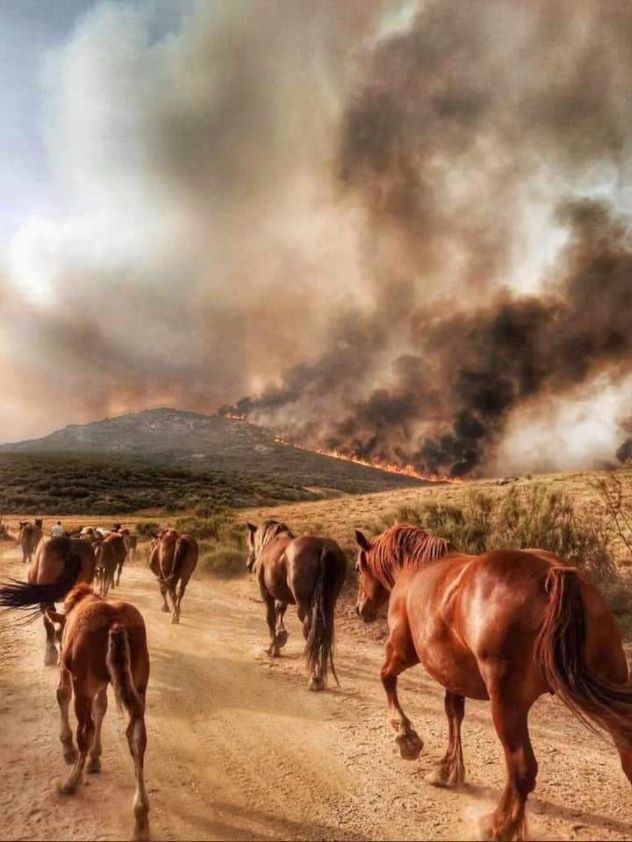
<box><xmin>224</xmin><ymin>412</ymin><xmax>462</xmax><ymax>484</ymax></box>
<box><xmin>274</xmin><ymin>438</ymin><xmax>462</xmax><ymax>484</ymax></box>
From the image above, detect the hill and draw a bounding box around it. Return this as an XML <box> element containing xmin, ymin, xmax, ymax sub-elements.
<box><xmin>0</xmin><ymin>408</ymin><xmax>428</xmax><ymax>512</ymax></box>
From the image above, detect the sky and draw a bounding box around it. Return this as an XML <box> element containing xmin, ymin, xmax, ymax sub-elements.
<box><xmin>0</xmin><ymin>0</ymin><xmax>630</xmax><ymax>476</ymax></box>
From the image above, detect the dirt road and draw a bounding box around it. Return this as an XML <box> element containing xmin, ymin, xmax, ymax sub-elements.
<box><xmin>1</xmin><ymin>546</ymin><xmax>631</xmax><ymax>842</ymax></box>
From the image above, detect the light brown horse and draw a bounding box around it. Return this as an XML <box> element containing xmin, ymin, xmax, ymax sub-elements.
<box><xmin>17</xmin><ymin>518</ymin><xmax>44</xmax><ymax>564</ymax></box>
<box><xmin>94</xmin><ymin>540</ymin><xmax>117</xmax><ymax>597</ymax></box>
<box><xmin>120</xmin><ymin>528</ymin><xmax>138</xmax><ymax>560</ymax></box>
<box><xmin>246</xmin><ymin>520</ymin><xmax>347</xmax><ymax>690</ymax></box>
<box><xmin>0</xmin><ymin>536</ymin><xmax>95</xmax><ymax>664</ymax></box>
<box><xmin>148</xmin><ymin>529</ymin><xmax>198</xmax><ymax>624</ymax></box>
<box><xmin>46</xmin><ymin>584</ymin><xmax>150</xmax><ymax>841</ymax></box>
<box><xmin>354</xmin><ymin>523</ymin><xmax>632</xmax><ymax>841</ymax></box>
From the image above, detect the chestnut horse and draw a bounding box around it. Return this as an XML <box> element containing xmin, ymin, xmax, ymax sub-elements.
<box><xmin>354</xmin><ymin>524</ymin><xmax>632</xmax><ymax>841</ymax></box>
<box><xmin>148</xmin><ymin>529</ymin><xmax>198</xmax><ymax>624</ymax></box>
<box><xmin>0</xmin><ymin>536</ymin><xmax>95</xmax><ymax>665</ymax></box>
<box><xmin>246</xmin><ymin>520</ymin><xmax>346</xmax><ymax>690</ymax></box>
<box><xmin>46</xmin><ymin>584</ymin><xmax>150</xmax><ymax>841</ymax></box>
<box><xmin>17</xmin><ymin>518</ymin><xmax>44</xmax><ymax>564</ymax></box>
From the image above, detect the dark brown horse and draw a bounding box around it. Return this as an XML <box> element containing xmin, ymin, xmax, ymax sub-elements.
<box><xmin>355</xmin><ymin>523</ymin><xmax>632</xmax><ymax>841</ymax></box>
<box><xmin>0</xmin><ymin>536</ymin><xmax>95</xmax><ymax>665</ymax></box>
<box><xmin>246</xmin><ymin>520</ymin><xmax>346</xmax><ymax>690</ymax></box>
<box><xmin>46</xmin><ymin>584</ymin><xmax>150</xmax><ymax>841</ymax></box>
<box><xmin>94</xmin><ymin>540</ymin><xmax>117</xmax><ymax>597</ymax></box>
<box><xmin>148</xmin><ymin>529</ymin><xmax>198</xmax><ymax>624</ymax></box>
<box><xmin>17</xmin><ymin>518</ymin><xmax>44</xmax><ymax>564</ymax></box>
<box><xmin>104</xmin><ymin>532</ymin><xmax>127</xmax><ymax>587</ymax></box>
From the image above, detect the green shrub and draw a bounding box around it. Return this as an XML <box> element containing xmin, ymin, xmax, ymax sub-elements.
<box><xmin>365</xmin><ymin>484</ymin><xmax>632</xmax><ymax>621</ymax></box>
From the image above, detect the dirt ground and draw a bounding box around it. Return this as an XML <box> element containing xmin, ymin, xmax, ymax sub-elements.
<box><xmin>1</xmin><ymin>545</ymin><xmax>632</xmax><ymax>842</ymax></box>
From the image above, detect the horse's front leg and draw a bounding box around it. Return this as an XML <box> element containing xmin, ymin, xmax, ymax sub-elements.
<box><xmin>427</xmin><ymin>691</ymin><xmax>466</xmax><ymax>787</ymax></box>
<box><xmin>381</xmin><ymin>633</ymin><xmax>422</xmax><ymax>760</ymax></box>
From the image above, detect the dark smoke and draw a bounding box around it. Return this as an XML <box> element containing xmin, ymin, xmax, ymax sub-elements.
<box><xmin>231</xmin><ymin>1</ymin><xmax>632</xmax><ymax>476</ymax></box>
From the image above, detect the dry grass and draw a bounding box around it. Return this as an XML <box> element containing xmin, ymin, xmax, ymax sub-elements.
<box><xmin>239</xmin><ymin>467</ymin><xmax>632</xmax><ymax>562</ymax></box>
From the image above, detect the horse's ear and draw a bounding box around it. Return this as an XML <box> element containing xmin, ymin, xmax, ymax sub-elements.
<box><xmin>355</xmin><ymin>530</ymin><xmax>370</xmax><ymax>551</ymax></box>
<box><xmin>358</xmin><ymin>549</ymin><xmax>369</xmax><ymax>573</ymax></box>
<box><xmin>246</xmin><ymin>522</ymin><xmax>257</xmax><ymax>533</ymax></box>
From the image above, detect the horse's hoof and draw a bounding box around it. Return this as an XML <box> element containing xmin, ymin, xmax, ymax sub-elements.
<box><xmin>170</xmin><ymin>615</ymin><xmax>179</xmax><ymax>625</ymax></box>
<box><xmin>161</xmin><ymin>605</ymin><xmax>169</xmax><ymax>613</ymax></box>
<box><xmin>87</xmin><ymin>757</ymin><xmax>101</xmax><ymax>774</ymax></box>
<box><xmin>395</xmin><ymin>731</ymin><xmax>423</xmax><ymax>760</ymax></box>
<box><xmin>476</xmin><ymin>814</ymin><xmax>498</xmax><ymax>841</ymax></box>
<box><xmin>133</xmin><ymin>821</ymin><xmax>150</xmax><ymax>842</ymax></box>
<box><xmin>276</xmin><ymin>630</ymin><xmax>289</xmax><ymax>649</ymax></box>
<box><xmin>58</xmin><ymin>780</ymin><xmax>77</xmax><ymax>796</ymax></box>
<box><xmin>308</xmin><ymin>676</ymin><xmax>325</xmax><ymax>691</ymax></box>
<box><xmin>44</xmin><ymin>648</ymin><xmax>58</xmax><ymax>667</ymax></box>
<box><xmin>426</xmin><ymin>765</ymin><xmax>450</xmax><ymax>787</ymax></box>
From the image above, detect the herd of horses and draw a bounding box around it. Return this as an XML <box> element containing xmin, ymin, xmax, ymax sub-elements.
<box><xmin>1</xmin><ymin>515</ymin><xmax>632</xmax><ymax>841</ymax></box>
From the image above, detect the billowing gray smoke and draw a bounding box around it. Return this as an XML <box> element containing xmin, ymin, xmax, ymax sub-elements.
<box><xmin>3</xmin><ymin>0</ymin><xmax>632</xmax><ymax>475</ymax></box>
<box><xmin>230</xmin><ymin>0</ymin><xmax>632</xmax><ymax>476</ymax></box>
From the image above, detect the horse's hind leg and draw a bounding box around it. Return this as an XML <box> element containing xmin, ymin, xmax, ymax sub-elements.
<box><xmin>43</xmin><ymin>612</ymin><xmax>58</xmax><ymax>666</ymax></box>
<box><xmin>381</xmin><ymin>634</ymin><xmax>423</xmax><ymax>760</ymax></box>
<box><xmin>427</xmin><ymin>692</ymin><xmax>466</xmax><ymax>787</ymax></box>
<box><xmin>159</xmin><ymin>581</ymin><xmax>169</xmax><ymax>612</ymax></box>
<box><xmin>56</xmin><ymin>666</ymin><xmax>76</xmax><ymax>765</ymax></box>
<box><xmin>126</xmin><ymin>700</ymin><xmax>150</xmax><ymax>841</ymax></box>
<box><xmin>60</xmin><ymin>688</ymin><xmax>94</xmax><ymax>795</ymax></box>
<box><xmin>169</xmin><ymin>582</ymin><xmax>180</xmax><ymax>624</ymax></box>
<box><xmin>261</xmin><ymin>588</ymin><xmax>280</xmax><ymax>656</ymax></box>
<box><xmin>116</xmin><ymin>560</ymin><xmax>124</xmax><ymax>587</ymax></box>
<box><xmin>479</xmin><ymin>687</ymin><xmax>537</xmax><ymax>842</ymax></box>
<box><xmin>275</xmin><ymin>601</ymin><xmax>289</xmax><ymax>649</ymax></box>
<box><xmin>87</xmin><ymin>686</ymin><xmax>108</xmax><ymax>773</ymax></box>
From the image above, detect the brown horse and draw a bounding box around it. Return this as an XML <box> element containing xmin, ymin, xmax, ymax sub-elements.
<box><xmin>0</xmin><ymin>536</ymin><xmax>95</xmax><ymax>665</ymax></box>
<box><xmin>354</xmin><ymin>523</ymin><xmax>632</xmax><ymax>841</ymax></box>
<box><xmin>120</xmin><ymin>528</ymin><xmax>138</xmax><ymax>560</ymax></box>
<box><xmin>46</xmin><ymin>584</ymin><xmax>150</xmax><ymax>841</ymax></box>
<box><xmin>17</xmin><ymin>518</ymin><xmax>44</xmax><ymax>564</ymax></box>
<box><xmin>148</xmin><ymin>529</ymin><xmax>198</xmax><ymax>624</ymax></box>
<box><xmin>103</xmin><ymin>531</ymin><xmax>127</xmax><ymax>587</ymax></box>
<box><xmin>94</xmin><ymin>540</ymin><xmax>117</xmax><ymax>597</ymax></box>
<box><xmin>246</xmin><ymin>520</ymin><xmax>347</xmax><ymax>690</ymax></box>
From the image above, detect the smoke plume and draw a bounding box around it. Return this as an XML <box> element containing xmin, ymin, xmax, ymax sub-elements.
<box><xmin>2</xmin><ymin>0</ymin><xmax>632</xmax><ymax>475</ymax></box>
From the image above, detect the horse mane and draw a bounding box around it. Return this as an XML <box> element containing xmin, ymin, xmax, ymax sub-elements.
<box><xmin>64</xmin><ymin>583</ymin><xmax>98</xmax><ymax>614</ymax></box>
<box><xmin>258</xmin><ymin>519</ymin><xmax>294</xmax><ymax>549</ymax></box>
<box><xmin>366</xmin><ymin>523</ymin><xmax>454</xmax><ymax>589</ymax></box>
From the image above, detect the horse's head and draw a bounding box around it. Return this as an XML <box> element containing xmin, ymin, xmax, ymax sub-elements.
<box><xmin>354</xmin><ymin>529</ymin><xmax>389</xmax><ymax>623</ymax></box>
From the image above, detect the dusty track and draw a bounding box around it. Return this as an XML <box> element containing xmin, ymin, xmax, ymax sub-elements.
<box><xmin>1</xmin><ymin>546</ymin><xmax>631</xmax><ymax>842</ymax></box>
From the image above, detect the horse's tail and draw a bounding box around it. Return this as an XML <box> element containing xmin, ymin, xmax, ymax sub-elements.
<box><xmin>305</xmin><ymin>545</ymin><xmax>342</xmax><ymax>687</ymax></box>
<box><xmin>165</xmin><ymin>537</ymin><xmax>188</xmax><ymax>587</ymax></box>
<box><xmin>0</xmin><ymin>541</ymin><xmax>82</xmax><ymax>615</ymax></box>
<box><xmin>107</xmin><ymin>622</ymin><xmax>143</xmax><ymax>716</ymax></box>
<box><xmin>535</xmin><ymin>566</ymin><xmax>632</xmax><ymax>736</ymax></box>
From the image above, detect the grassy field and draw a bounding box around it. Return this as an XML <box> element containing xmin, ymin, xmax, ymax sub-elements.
<box><xmin>240</xmin><ymin>467</ymin><xmax>632</xmax><ymax>562</ymax></box>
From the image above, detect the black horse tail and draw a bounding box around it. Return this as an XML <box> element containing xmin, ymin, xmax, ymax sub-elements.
<box><xmin>305</xmin><ymin>544</ymin><xmax>343</xmax><ymax>687</ymax></box>
<box><xmin>0</xmin><ymin>538</ymin><xmax>82</xmax><ymax>616</ymax></box>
